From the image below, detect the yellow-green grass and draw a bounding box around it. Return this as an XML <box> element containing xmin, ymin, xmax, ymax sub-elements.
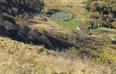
<box><xmin>50</xmin><ymin>16</ymin><xmax>82</xmax><ymax>31</ymax></box>
<box><xmin>44</xmin><ymin>4</ymin><xmax>89</xmax><ymax>31</ymax></box>
<box><xmin>67</xmin><ymin>43</ymin><xmax>116</xmax><ymax>64</ymax></box>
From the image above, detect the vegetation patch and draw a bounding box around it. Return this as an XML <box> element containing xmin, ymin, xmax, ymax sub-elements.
<box><xmin>50</xmin><ymin>15</ymin><xmax>82</xmax><ymax>31</ymax></box>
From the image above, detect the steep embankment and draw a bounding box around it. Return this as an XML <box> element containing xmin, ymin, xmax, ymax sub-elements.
<box><xmin>0</xmin><ymin>0</ymin><xmax>74</xmax><ymax>49</ymax></box>
<box><xmin>0</xmin><ymin>14</ymin><xmax>72</xmax><ymax>49</ymax></box>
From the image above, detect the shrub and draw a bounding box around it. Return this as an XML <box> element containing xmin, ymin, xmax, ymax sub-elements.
<box><xmin>112</xmin><ymin>21</ymin><xmax>116</xmax><ymax>29</ymax></box>
<box><xmin>111</xmin><ymin>7</ymin><xmax>116</xmax><ymax>13</ymax></box>
<box><xmin>85</xmin><ymin>4</ymin><xmax>91</xmax><ymax>11</ymax></box>
<box><xmin>96</xmin><ymin>3</ymin><xmax>105</xmax><ymax>11</ymax></box>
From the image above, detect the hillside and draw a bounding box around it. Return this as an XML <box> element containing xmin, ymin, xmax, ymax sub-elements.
<box><xmin>0</xmin><ymin>36</ymin><xmax>115</xmax><ymax>74</ymax></box>
<box><xmin>0</xmin><ymin>0</ymin><xmax>116</xmax><ymax>74</ymax></box>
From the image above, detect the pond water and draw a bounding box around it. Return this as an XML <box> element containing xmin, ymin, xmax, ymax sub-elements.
<box><xmin>51</xmin><ymin>12</ymin><xmax>72</xmax><ymax>20</ymax></box>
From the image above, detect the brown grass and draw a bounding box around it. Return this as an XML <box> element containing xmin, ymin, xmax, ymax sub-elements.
<box><xmin>0</xmin><ymin>36</ymin><xmax>115</xmax><ymax>74</ymax></box>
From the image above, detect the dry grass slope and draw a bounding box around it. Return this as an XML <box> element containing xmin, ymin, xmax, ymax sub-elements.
<box><xmin>0</xmin><ymin>36</ymin><xmax>115</xmax><ymax>74</ymax></box>
<box><xmin>0</xmin><ymin>0</ymin><xmax>116</xmax><ymax>74</ymax></box>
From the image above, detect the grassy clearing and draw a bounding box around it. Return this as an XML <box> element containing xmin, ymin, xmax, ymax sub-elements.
<box><xmin>45</xmin><ymin>0</ymin><xmax>89</xmax><ymax>31</ymax></box>
<box><xmin>50</xmin><ymin>16</ymin><xmax>82</xmax><ymax>31</ymax></box>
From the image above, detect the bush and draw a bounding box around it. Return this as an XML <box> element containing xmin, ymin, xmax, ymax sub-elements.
<box><xmin>96</xmin><ymin>3</ymin><xmax>105</xmax><ymax>10</ymax></box>
<box><xmin>112</xmin><ymin>21</ymin><xmax>116</xmax><ymax>29</ymax></box>
<box><xmin>85</xmin><ymin>4</ymin><xmax>91</xmax><ymax>11</ymax></box>
<box><xmin>111</xmin><ymin>7</ymin><xmax>116</xmax><ymax>13</ymax></box>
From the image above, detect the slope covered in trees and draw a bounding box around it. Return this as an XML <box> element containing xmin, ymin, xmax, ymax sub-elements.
<box><xmin>85</xmin><ymin>0</ymin><xmax>116</xmax><ymax>29</ymax></box>
<box><xmin>0</xmin><ymin>0</ymin><xmax>44</xmax><ymax>16</ymax></box>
